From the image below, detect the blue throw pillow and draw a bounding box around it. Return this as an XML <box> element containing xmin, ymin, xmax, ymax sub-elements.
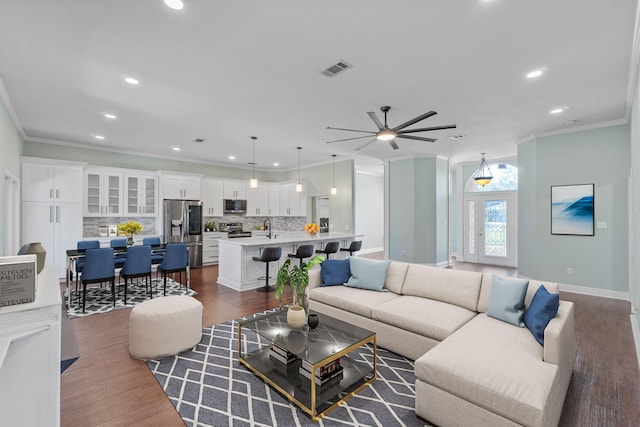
<box><xmin>320</xmin><ymin>259</ymin><xmax>351</xmax><ymax>286</ymax></box>
<box><xmin>345</xmin><ymin>257</ymin><xmax>391</xmax><ymax>291</ymax></box>
<box><xmin>487</xmin><ymin>275</ymin><xmax>529</xmax><ymax>327</ymax></box>
<box><xmin>524</xmin><ymin>285</ymin><xmax>560</xmax><ymax>345</ymax></box>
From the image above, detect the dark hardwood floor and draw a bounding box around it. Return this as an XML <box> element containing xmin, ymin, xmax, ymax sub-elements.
<box><xmin>59</xmin><ymin>259</ymin><xmax>640</xmax><ymax>426</ymax></box>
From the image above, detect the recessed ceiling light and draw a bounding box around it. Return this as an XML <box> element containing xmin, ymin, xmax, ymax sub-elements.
<box><xmin>228</xmin><ymin>155</ymin><xmax>236</xmax><ymax>160</ymax></box>
<box><xmin>526</xmin><ymin>70</ymin><xmax>544</xmax><ymax>79</ymax></box>
<box><xmin>550</xmin><ymin>108</ymin><xmax>564</xmax><ymax>114</ymax></box>
<box><xmin>273</xmin><ymin>162</ymin><xmax>280</xmax><ymax>167</ymax></box>
<box><xmin>565</xmin><ymin>120</ymin><xmax>579</xmax><ymax>126</ymax></box>
<box><xmin>172</xmin><ymin>146</ymin><xmax>181</xmax><ymax>151</ymax></box>
<box><xmin>124</xmin><ymin>77</ymin><xmax>139</xmax><ymax>85</ymax></box>
<box><xmin>194</xmin><ymin>138</ymin><xmax>205</xmax><ymax>143</ymax></box>
<box><xmin>164</xmin><ymin>0</ymin><xmax>184</xmax><ymax>10</ymax></box>
<box><xmin>102</xmin><ymin>113</ymin><xmax>117</xmax><ymax>119</ymax></box>
<box><xmin>94</xmin><ymin>135</ymin><xmax>105</xmax><ymax>140</ymax></box>
<box><xmin>448</xmin><ymin>134</ymin><xmax>465</xmax><ymax>140</ymax></box>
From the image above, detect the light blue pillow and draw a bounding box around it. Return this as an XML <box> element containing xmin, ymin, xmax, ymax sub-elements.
<box><xmin>345</xmin><ymin>257</ymin><xmax>391</xmax><ymax>291</ymax></box>
<box><xmin>524</xmin><ymin>285</ymin><xmax>559</xmax><ymax>345</ymax></box>
<box><xmin>320</xmin><ymin>259</ymin><xmax>351</xmax><ymax>286</ymax></box>
<box><xmin>487</xmin><ymin>275</ymin><xmax>529</xmax><ymax>327</ymax></box>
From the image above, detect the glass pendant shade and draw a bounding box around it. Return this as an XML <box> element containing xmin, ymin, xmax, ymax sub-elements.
<box><xmin>331</xmin><ymin>186</ymin><xmax>337</xmax><ymax>195</ymax></box>
<box><xmin>474</xmin><ymin>153</ymin><xmax>493</xmax><ymax>187</ymax></box>
<box><xmin>331</xmin><ymin>154</ymin><xmax>337</xmax><ymax>195</ymax></box>
<box><xmin>249</xmin><ymin>178</ymin><xmax>258</xmax><ymax>188</ymax></box>
<box><xmin>296</xmin><ymin>182</ymin><xmax>303</xmax><ymax>192</ymax></box>
<box><xmin>249</xmin><ymin>136</ymin><xmax>258</xmax><ymax>188</ymax></box>
<box><xmin>296</xmin><ymin>146</ymin><xmax>303</xmax><ymax>192</ymax></box>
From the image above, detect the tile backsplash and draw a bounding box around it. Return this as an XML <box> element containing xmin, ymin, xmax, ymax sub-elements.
<box><xmin>83</xmin><ymin>217</ymin><xmax>157</xmax><ymax>237</ymax></box>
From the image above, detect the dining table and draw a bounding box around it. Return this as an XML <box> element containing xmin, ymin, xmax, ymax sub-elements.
<box><xmin>64</xmin><ymin>244</ymin><xmax>178</xmax><ymax>307</ymax></box>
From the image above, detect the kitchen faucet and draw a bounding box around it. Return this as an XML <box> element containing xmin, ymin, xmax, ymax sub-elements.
<box><xmin>263</xmin><ymin>218</ymin><xmax>272</xmax><ymax>239</ymax></box>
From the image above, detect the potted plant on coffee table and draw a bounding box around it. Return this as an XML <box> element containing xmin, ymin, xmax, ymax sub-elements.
<box><xmin>275</xmin><ymin>255</ymin><xmax>324</xmax><ymax>326</ymax></box>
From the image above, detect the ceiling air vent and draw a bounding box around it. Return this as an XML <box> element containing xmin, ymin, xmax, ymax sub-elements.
<box><xmin>322</xmin><ymin>60</ymin><xmax>352</xmax><ymax>78</ymax></box>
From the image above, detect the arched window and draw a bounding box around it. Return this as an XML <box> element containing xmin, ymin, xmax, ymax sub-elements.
<box><xmin>465</xmin><ymin>163</ymin><xmax>518</xmax><ymax>192</ymax></box>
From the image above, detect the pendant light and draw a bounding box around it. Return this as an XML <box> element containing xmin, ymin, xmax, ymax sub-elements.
<box><xmin>295</xmin><ymin>146</ymin><xmax>303</xmax><ymax>192</ymax></box>
<box><xmin>474</xmin><ymin>153</ymin><xmax>493</xmax><ymax>187</ymax></box>
<box><xmin>249</xmin><ymin>136</ymin><xmax>258</xmax><ymax>189</ymax></box>
<box><xmin>330</xmin><ymin>154</ymin><xmax>338</xmax><ymax>195</ymax></box>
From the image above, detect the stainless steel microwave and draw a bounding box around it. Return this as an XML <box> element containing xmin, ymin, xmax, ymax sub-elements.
<box><xmin>224</xmin><ymin>199</ymin><xmax>247</xmax><ymax>213</ymax></box>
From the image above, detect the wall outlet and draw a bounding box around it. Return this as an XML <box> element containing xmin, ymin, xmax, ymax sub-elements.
<box><xmin>567</xmin><ymin>267</ymin><xmax>573</xmax><ymax>275</ymax></box>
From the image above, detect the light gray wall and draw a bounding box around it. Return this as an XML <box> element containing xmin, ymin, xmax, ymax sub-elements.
<box><xmin>450</xmin><ymin>169</ymin><xmax>457</xmax><ymax>255</ymax></box>
<box><xmin>0</xmin><ymin>96</ymin><xmax>23</xmax><ymax>256</ymax></box>
<box><xmin>518</xmin><ymin>124</ymin><xmax>630</xmax><ymax>293</ymax></box>
<box><xmin>631</xmin><ymin>65</ymin><xmax>640</xmax><ymax>313</ymax></box>
<box><xmin>354</xmin><ymin>172</ymin><xmax>384</xmax><ymax>251</ymax></box>
<box><xmin>388</xmin><ymin>156</ymin><xmax>448</xmax><ymax>264</ymax></box>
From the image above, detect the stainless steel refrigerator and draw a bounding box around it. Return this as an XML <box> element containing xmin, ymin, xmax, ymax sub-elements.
<box><xmin>162</xmin><ymin>199</ymin><xmax>203</xmax><ymax>268</ymax></box>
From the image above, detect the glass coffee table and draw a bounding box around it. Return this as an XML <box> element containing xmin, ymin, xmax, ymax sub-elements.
<box><xmin>238</xmin><ymin>307</ymin><xmax>377</xmax><ymax>421</ymax></box>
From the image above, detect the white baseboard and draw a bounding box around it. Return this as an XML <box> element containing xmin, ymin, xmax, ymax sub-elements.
<box><xmin>558</xmin><ymin>283</ymin><xmax>629</xmax><ymax>301</ymax></box>
<box><xmin>631</xmin><ymin>313</ymin><xmax>640</xmax><ymax>371</ymax></box>
<box><xmin>359</xmin><ymin>247</ymin><xmax>384</xmax><ymax>255</ymax></box>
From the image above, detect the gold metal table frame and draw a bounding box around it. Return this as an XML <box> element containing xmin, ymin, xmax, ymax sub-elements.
<box><xmin>238</xmin><ymin>313</ymin><xmax>377</xmax><ymax>422</ymax></box>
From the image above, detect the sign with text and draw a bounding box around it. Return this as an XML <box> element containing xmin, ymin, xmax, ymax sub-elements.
<box><xmin>0</xmin><ymin>255</ymin><xmax>38</xmax><ymax>307</ymax></box>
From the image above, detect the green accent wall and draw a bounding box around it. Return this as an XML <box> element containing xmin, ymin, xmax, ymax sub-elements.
<box><xmin>0</xmin><ymin>96</ymin><xmax>23</xmax><ymax>255</ymax></box>
<box><xmin>388</xmin><ymin>156</ymin><xmax>448</xmax><ymax>265</ymax></box>
<box><xmin>518</xmin><ymin>124</ymin><xmax>630</xmax><ymax>292</ymax></box>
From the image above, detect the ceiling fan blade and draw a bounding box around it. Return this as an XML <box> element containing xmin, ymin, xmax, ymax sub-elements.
<box><xmin>367</xmin><ymin>112</ymin><xmax>384</xmax><ymax>130</ymax></box>
<box><xmin>396</xmin><ymin>134</ymin><xmax>437</xmax><ymax>143</ymax></box>
<box><xmin>392</xmin><ymin>111</ymin><xmax>437</xmax><ymax>131</ymax></box>
<box><xmin>397</xmin><ymin>124</ymin><xmax>457</xmax><ymax>134</ymax></box>
<box><xmin>354</xmin><ymin>138</ymin><xmax>377</xmax><ymax>151</ymax></box>
<box><xmin>389</xmin><ymin>140</ymin><xmax>400</xmax><ymax>150</ymax></box>
<box><xmin>326</xmin><ymin>135</ymin><xmax>372</xmax><ymax>144</ymax></box>
<box><xmin>326</xmin><ymin>126</ymin><xmax>376</xmax><ymax>134</ymax></box>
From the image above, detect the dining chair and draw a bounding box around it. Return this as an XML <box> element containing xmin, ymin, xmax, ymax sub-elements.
<box><xmin>143</xmin><ymin>237</ymin><xmax>165</xmax><ymax>266</ymax></box>
<box><xmin>158</xmin><ymin>243</ymin><xmax>189</xmax><ymax>296</ymax></box>
<box><xmin>81</xmin><ymin>248</ymin><xmax>115</xmax><ymax>312</ymax></box>
<box><xmin>110</xmin><ymin>238</ymin><xmax>128</xmax><ymax>269</ymax></box>
<box><xmin>120</xmin><ymin>245</ymin><xmax>152</xmax><ymax>305</ymax></box>
<box><xmin>74</xmin><ymin>240</ymin><xmax>100</xmax><ymax>296</ymax></box>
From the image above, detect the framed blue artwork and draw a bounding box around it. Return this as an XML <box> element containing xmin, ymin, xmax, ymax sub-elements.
<box><xmin>551</xmin><ymin>184</ymin><xmax>594</xmax><ymax>236</ymax></box>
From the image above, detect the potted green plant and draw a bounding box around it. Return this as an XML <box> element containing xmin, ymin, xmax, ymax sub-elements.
<box><xmin>275</xmin><ymin>255</ymin><xmax>324</xmax><ymax>317</ymax></box>
<box><xmin>204</xmin><ymin>221</ymin><xmax>217</xmax><ymax>232</ymax></box>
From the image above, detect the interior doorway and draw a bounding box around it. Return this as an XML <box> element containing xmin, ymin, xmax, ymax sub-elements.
<box><xmin>3</xmin><ymin>170</ymin><xmax>20</xmax><ymax>256</ymax></box>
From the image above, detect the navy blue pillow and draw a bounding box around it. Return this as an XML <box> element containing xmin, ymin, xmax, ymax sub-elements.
<box><xmin>524</xmin><ymin>285</ymin><xmax>560</xmax><ymax>345</ymax></box>
<box><xmin>320</xmin><ymin>259</ymin><xmax>351</xmax><ymax>286</ymax></box>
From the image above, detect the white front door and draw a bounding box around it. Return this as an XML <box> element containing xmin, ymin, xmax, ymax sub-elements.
<box><xmin>463</xmin><ymin>192</ymin><xmax>517</xmax><ymax>266</ymax></box>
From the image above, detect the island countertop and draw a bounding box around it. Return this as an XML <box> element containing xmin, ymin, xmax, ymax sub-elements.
<box><xmin>219</xmin><ymin>232</ymin><xmax>362</xmax><ymax>247</ymax></box>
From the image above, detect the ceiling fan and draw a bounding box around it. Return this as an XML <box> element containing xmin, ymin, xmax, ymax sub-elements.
<box><xmin>326</xmin><ymin>106</ymin><xmax>456</xmax><ymax>150</ymax></box>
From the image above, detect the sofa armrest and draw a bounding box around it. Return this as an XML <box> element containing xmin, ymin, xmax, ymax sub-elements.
<box><xmin>543</xmin><ymin>300</ymin><xmax>574</xmax><ymax>370</ymax></box>
<box><xmin>308</xmin><ymin>267</ymin><xmax>322</xmax><ymax>289</ymax></box>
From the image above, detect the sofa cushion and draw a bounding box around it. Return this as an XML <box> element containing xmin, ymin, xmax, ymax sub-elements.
<box><xmin>384</xmin><ymin>261</ymin><xmax>410</xmax><ymax>294</ymax></box>
<box><xmin>402</xmin><ymin>264</ymin><xmax>482</xmax><ymax>312</ymax></box>
<box><xmin>524</xmin><ymin>285</ymin><xmax>560</xmax><ymax>345</ymax></box>
<box><xmin>415</xmin><ymin>313</ymin><xmax>558</xmax><ymax>427</ymax></box>
<box><xmin>308</xmin><ymin>285</ymin><xmax>400</xmax><ymax>318</ymax></box>
<box><xmin>478</xmin><ymin>273</ymin><xmax>560</xmax><ymax>313</ymax></box>
<box><xmin>320</xmin><ymin>259</ymin><xmax>351</xmax><ymax>286</ymax></box>
<box><xmin>371</xmin><ymin>295</ymin><xmax>477</xmax><ymax>341</ymax></box>
<box><xmin>487</xmin><ymin>275</ymin><xmax>529</xmax><ymax>326</ymax></box>
<box><xmin>346</xmin><ymin>257</ymin><xmax>391</xmax><ymax>291</ymax></box>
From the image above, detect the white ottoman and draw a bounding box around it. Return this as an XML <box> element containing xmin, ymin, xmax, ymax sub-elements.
<box><xmin>129</xmin><ymin>295</ymin><xmax>203</xmax><ymax>360</ymax></box>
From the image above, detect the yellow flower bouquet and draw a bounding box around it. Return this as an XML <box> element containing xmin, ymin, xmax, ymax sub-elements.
<box><xmin>118</xmin><ymin>220</ymin><xmax>143</xmax><ymax>237</ymax></box>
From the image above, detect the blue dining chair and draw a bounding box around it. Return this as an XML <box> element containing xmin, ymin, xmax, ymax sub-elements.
<box><xmin>120</xmin><ymin>245</ymin><xmax>152</xmax><ymax>305</ymax></box>
<box><xmin>143</xmin><ymin>237</ymin><xmax>165</xmax><ymax>266</ymax></box>
<box><xmin>74</xmin><ymin>240</ymin><xmax>100</xmax><ymax>295</ymax></box>
<box><xmin>81</xmin><ymin>248</ymin><xmax>115</xmax><ymax>312</ymax></box>
<box><xmin>110</xmin><ymin>238</ymin><xmax>127</xmax><ymax>268</ymax></box>
<box><xmin>158</xmin><ymin>243</ymin><xmax>189</xmax><ymax>296</ymax></box>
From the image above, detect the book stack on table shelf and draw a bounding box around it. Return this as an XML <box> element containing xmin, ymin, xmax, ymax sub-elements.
<box><xmin>269</xmin><ymin>343</ymin><xmax>301</xmax><ymax>373</ymax></box>
<box><xmin>299</xmin><ymin>358</ymin><xmax>344</xmax><ymax>387</ymax></box>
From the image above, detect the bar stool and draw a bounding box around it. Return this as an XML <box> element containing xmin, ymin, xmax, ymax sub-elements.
<box><xmin>253</xmin><ymin>247</ymin><xmax>282</xmax><ymax>293</ymax></box>
<box><xmin>315</xmin><ymin>241</ymin><xmax>339</xmax><ymax>259</ymax></box>
<box><xmin>287</xmin><ymin>244</ymin><xmax>314</xmax><ymax>267</ymax></box>
<box><xmin>340</xmin><ymin>240</ymin><xmax>362</xmax><ymax>257</ymax></box>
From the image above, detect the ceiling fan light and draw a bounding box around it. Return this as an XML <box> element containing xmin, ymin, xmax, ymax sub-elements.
<box><xmin>376</xmin><ymin>129</ymin><xmax>396</xmax><ymax>141</ymax></box>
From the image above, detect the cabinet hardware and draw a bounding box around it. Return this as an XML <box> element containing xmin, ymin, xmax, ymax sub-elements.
<box><xmin>50</xmin><ymin>189</ymin><xmax>54</xmax><ymax>199</ymax></box>
<box><xmin>56</xmin><ymin>189</ymin><xmax>60</xmax><ymax>199</ymax></box>
<box><xmin>50</xmin><ymin>206</ymin><xmax>54</xmax><ymax>223</ymax></box>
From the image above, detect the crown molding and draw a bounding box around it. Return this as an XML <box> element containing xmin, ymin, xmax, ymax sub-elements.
<box><xmin>0</xmin><ymin>75</ymin><xmax>25</xmax><ymax>139</ymax></box>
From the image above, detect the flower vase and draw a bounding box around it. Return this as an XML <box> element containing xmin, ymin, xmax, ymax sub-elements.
<box><xmin>287</xmin><ymin>306</ymin><xmax>306</xmax><ymax>330</ymax></box>
<box><xmin>294</xmin><ymin>288</ymin><xmax>309</xmax><ymax>317</ymax></box>
<box><xmin>126</xmin><ymin>236</ymin><xmax>135</xmax><ymax>247</ymax></box>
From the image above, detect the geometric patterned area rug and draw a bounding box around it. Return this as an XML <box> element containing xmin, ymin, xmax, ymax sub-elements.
<box><xmin>146</xmin><ymin>315</ymin><xmax>429</xmax><ymax>426</ymax></box>
<box><xmin>66</xmin><ymin>278</ymin><xmax>195</xmax><ymax>319</ymax></box>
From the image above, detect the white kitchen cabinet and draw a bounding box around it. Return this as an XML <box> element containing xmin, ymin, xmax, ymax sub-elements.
<box><xmin>160</xmin><ymin>173</ymin><xmax>201</xmax><ymax>200</ymax></box>
<box><xmin>223</xmin><ymin>179</ymin><xmax>247</xmax><ymax>200</ymax></box>
<box><xmin>279</xmin><ymin>181</ymin><xmax>308</xmax><ymax>217</ymax></box>
<box><xmin>201</xmin><ymin>178</ymin><xmax>223</xmax><ymax>216</ymax></box>
<box><xmin>0</xmin><ymin>267</ymin><xmax>61</xmax><ymax>427</ymax></box>
<box><xmin>22</xmin><ymin>162</ymin><xmax>83</xmax><ymax>203</ymax></box>
<box><xmin>84</xmin><ymin>169</ymin><xmax>123</xmax><ymax>216</ymax></box>
<box><xmin>247</xmin><ymin>184</ymin><xmax>269</xmax><ymax>216</ymax></box>
<box><xmin>203</xmin><ymin>232</ymin><xmax>227</xmax><ymax>265</ymax></box>
<box><xmin>124</xmin><ymin>173</ymin><xmax>157</xmax><ymax>216</ymax></box>
<box><xmin>268</xmin><ymin>183</ymin><xmax>281</xmax><ymax>216</ymax></box>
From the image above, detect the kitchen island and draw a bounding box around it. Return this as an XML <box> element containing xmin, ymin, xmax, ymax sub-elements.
<box><xmin>217</xmin><ymin>233</ymin><xmax>362</xmax><ymax>291</ymax></box>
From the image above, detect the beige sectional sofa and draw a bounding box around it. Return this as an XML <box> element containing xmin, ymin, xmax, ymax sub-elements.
<box><xmin>308</xmin><ymin>261</ymin><xmax>574</xmax><ymax>427</ymax></box>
